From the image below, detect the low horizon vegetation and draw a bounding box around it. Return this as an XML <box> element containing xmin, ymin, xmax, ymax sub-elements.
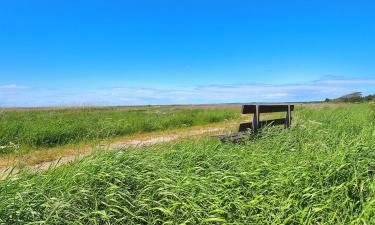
<box><xmin>0</xmin><ymin>106</ymin><xmax>240</xmax><ymax>154</ymax></box>
<box><xmin>0</xmin><ymin>103</ymin><xmax>374</xmax><ymax>224</ymax></box>
<box><xmin>325</xmin><ymin>92</ymin><xmax>375</xmax><ymax>103</ymax></box>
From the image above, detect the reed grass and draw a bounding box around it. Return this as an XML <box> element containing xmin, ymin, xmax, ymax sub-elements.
<box><xmin>0</xmin><ymin>104</ymin><xmax>374</xmax><ymax>224</ymax></box>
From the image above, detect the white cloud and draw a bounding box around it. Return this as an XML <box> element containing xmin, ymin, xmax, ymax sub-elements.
<box><xmin>0</xmin><ymin>84</ymin><xmax>27</xmax><ymax>89</ymax></box>
<box><xmin>317</xmin><ymin>79</ymin><xmax>375</xmax><ymax>85</ymax></box>
<box><xmin>1</xmin><ymin>78</ymin><xmax>375</xmax><ymax>107</ymax></box>
<box><xmin>119</xmin><ymin>97</ymin><xmax>137</xmax><ymax>102</ymax></box>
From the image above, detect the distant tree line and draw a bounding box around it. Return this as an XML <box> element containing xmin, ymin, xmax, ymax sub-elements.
<box><xmin>325</xmin><ymin>92</ymin><xmax>375</xmax><ymax>103</ymax></box>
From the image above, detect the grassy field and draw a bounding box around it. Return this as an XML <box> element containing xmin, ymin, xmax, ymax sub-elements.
<box><xmin>0</xmin><ymin>103</ymin><xmax>374</xmax><ymax>224</ymax></box>
<box><xmin>0</xmin><ymin>106</ymin><xmax>240</xmax><ymax>154</ymax></box>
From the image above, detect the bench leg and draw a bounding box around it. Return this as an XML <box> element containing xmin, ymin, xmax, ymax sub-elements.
<box><xmin>285</xmin><ymin>105</ymin><xmax>291</xmax><ymax>128</ymax></box>
<box><xmin>252</xmin><ymin>105</ymin><xmax>260</xmax><ymax>133</ymax></box>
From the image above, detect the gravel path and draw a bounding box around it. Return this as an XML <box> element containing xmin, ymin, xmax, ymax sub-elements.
<box><xmin>0</xmin><ymin>124</ymin><xmax>235</xmax><ymax>177</ymax></box>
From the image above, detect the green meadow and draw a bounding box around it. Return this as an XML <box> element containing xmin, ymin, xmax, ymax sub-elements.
<box><xmin>0</xmin><ymin>106</ymin><xmax>239</xmax><ymax>154</ymax></box>
<box><xmin>0</xmin><ymin>104</ymin><xmax>374</xmax><ymax>224</ymax></box>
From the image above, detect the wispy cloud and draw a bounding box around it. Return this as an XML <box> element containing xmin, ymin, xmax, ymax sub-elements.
<box><xmin>0</xmin><ymin>84</ymin><xmax>28</xmax><ymax>89</ymax></box>
<box><xmin>316</xmin><ymin>79</ymin><xmax>375</xmax><ymax>85</ymax></box>
<box><xmin>0</xmin><ymin>78</ymin><xmax>375</xmax><ymax>107</ymax></box>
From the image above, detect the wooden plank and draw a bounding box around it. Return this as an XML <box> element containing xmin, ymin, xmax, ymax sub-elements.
<box><xmin>241</xmin><ymin>105</ymin><xmax>256</xmax><ymax>114</ymax></box>
<box><xmin>259</xmin><ymin>105</ymin><xmax>294</xmax><ymax>113</ymax></box>
<box><xmin>242</xmin><ymin>104</ymin><xmax>294</xmax><ymax>114</ymax></box>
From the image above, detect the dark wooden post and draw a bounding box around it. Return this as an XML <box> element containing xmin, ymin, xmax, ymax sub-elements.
<box><xmin>285</xmin><ymin>105</ymin><xmax>292</xmax><ymax>128</ymax></box>
<box><xmin>252</xmin><ymin>105</ymin><xmax>259</xmax><ymax>133</ymax></box>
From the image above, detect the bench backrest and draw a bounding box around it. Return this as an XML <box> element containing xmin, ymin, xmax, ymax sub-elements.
<box><xmin>242</xmin><ymin>104</ymin><xmax>294</xmax><ymax>114</ymax></box>
<box><xmin>239</xmin><ymin>104</ymin><xmax>294</xmax><ymax>133</ymax></box>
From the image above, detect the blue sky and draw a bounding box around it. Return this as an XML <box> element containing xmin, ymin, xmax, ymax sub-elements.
<box><xmin>1</xmin><ymin>0</ymin><xmax>375</xmax><ymax>106</ymax></box>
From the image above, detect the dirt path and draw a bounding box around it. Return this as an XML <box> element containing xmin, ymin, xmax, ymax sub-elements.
<box><xmin>0</xmin><ymin>121</ymin><xmax>239</xmax><ymax>176</ymax></box>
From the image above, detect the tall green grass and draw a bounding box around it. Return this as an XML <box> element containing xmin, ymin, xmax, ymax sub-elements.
<box><xmin>0</xmin><ymin>104</ymin><xmax>374</xmax><ymax>224</ymax></box>
<box><xmin>0</xmin><ymin>106</ymin><xmax>239</xmax><ymax>153</ymax></box>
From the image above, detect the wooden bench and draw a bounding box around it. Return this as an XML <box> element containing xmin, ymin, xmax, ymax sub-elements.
<box><xmin>239</xmin><ymin>104</ymin><xmax>294</xmax><ymax>133</ymax></box>
<box><xmin>213</xmin><ymin>104</ymin><xmax>295</xmax><ymax>143</ymax></box>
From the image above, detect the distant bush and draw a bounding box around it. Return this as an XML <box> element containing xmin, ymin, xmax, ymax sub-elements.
<box><xmin>325</xmin><ymin>92</ymin><xmax>375</xmax><ymax>103</ymax></box>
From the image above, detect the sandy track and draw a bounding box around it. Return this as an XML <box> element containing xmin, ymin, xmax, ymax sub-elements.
<box><xmin>34</xmin><ymin>127</ymin><xmax>225</xmax><ymax>171</ymax></box>
<box><xmin>0</xmin><ymin>123</ymin><xmax>237</xmax><ymax>176</ymax></box>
